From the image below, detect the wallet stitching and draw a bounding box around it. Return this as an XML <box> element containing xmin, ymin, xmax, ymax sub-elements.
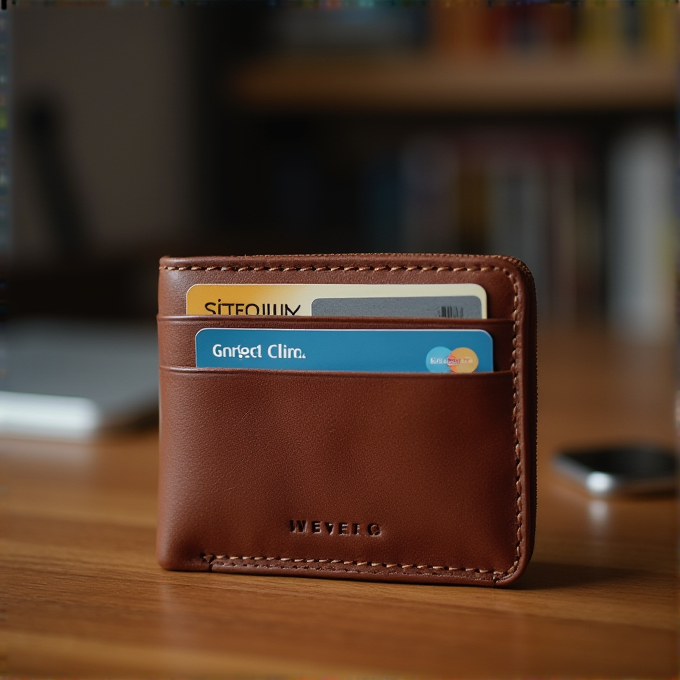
<box><xmin>165</xmin><ymin>262</ymin><xmax>523</xmax><ymax>581</ymax></box>
<box><xmin>201</xmin><ymin>554</ymin><xmax>501</xmax><ymax>577</ymax></box>
<box><xmin>207</xmin><ymin>562</ymin><xmax>493</xmax><ymax>581</ymax></box>
<box><xmin>162</xmin><ymin>264</ymin><xmax>499</xmax><ymax>273</ymax></box>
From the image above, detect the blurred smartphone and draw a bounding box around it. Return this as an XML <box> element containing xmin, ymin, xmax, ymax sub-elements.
<box><xmin>553</xmin><ymin>445</ymin><xmax>678</xmax><ymax>496</ymax></box>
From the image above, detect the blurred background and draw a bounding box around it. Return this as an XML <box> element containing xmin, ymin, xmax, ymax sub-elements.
<box><xmin>2</xmin><ymin>1</ymin><xmax>677</xmax><ymax>436</ymax></box>
<box><xmin>10</xmin><ymin>2</ymin><xmax>677</xmax><ymax>327</ymax></box>
<box><xmin>3</xmin><ymin>7</ymin><xmax>678</xmax><ymax>676</ymax></box>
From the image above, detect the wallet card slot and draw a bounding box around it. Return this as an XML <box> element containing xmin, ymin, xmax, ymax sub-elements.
<box><xmin>157</xmin><ymin>315</ymin><xmax>517</xmax><ymax>371</ymax></box>
<box><xmin>157</xmin><ymin>254</ymin><xmax>531</xmax><ymax>320</ymax></box>
<box><xmin>160</xmin><ymin>365</ymin><xmax>515</xmax><ymax>380</ymax></box>
<box><xmin>157</xmin><ymin>367</ymin><xmax>524</xmax><ymax>585</ymax></box>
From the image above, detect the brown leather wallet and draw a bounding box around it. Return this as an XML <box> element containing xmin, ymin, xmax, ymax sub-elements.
<box><xmin>157</xmin><ymin>254</ymin><xmax>537</xmax><ymax>587</ymax></box>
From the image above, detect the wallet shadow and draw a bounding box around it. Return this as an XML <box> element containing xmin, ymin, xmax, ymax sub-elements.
<box><xmin>511</xmin><ymin>559</ymin><xmax>635</xmax><ymax>590</ymax></box>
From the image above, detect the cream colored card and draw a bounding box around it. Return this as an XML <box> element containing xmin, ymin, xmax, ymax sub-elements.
<box><xmin>186</xmin><ymin>284</ymin><xmax>487</xmax><ymax>318</ymax></box>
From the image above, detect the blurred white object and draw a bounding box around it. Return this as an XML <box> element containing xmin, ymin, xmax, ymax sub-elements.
<box><xmin>608</xmin><ymin>126</ymin><xmax>675</xmax><ymax>342</ymax></box>
<box><xmin>0</xmin><ymin>319</ymin><xmax>158</xmax><ymax>439</ymax></box>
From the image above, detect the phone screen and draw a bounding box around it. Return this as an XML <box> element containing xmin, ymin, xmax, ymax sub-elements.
<box><xmin>563</xmin><ymin>447</ymin><xmax>677</xmax><ymax>477</ymax></box>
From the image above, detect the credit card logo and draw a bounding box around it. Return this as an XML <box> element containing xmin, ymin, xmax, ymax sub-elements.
<box><xmin>426</xmin><ymin>346</ymin><xmax>480</xmax><ymax>373</ymax></box>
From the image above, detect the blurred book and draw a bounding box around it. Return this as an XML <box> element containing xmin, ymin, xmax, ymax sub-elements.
<box><xmin>270</xmin><ymin>8</ymin><xmax>423</xmax><ymax>55</ymax></box>
<box><xmin>400</xmin><ymin>135</ymin><xmax>458</xmax><ymax>253</ymax></box>
<box><xmin>0</xmin><ymin>319</ymin><xmax>158</xmax><ymax>440</ymax></box>
<box><xmin>363</xmin><ymin>150</ymin><xmax>402</xmax><ymax>253</ymax></box>
<box><xmin>607</xmin><ymin>126</ymin><xmax>675</xmax><ymax>342</ymax></box>
<box><xmin>487</xmin><ymin>154</ymin><xmax>547</xmax><ymax>314</ymax></box>
<box><xmin>428</xmin><ymin>2</ymin><xmax>674</xmax><ymax>61</ymax></box>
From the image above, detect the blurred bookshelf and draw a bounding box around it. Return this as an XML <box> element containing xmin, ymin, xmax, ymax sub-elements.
<box><xmin>232</xmin><ymin>0</ymin><xmax>676</xmax><ymax>113</ymax></box>
<box><xmin>198</xmin><ymin>2</ymin><xmax>676</xmax><ymax>338</ymax></box>
<box><xmin>233</xmin><ymin>54</ymin><xmax>676</xmax><ymax>112</ymax></box>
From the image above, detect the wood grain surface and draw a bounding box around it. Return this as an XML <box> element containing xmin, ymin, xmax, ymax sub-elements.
<box><xmin>1</xmin><ymin>328</ymin><xmax>676</xmax><ymax>678</ymax></box>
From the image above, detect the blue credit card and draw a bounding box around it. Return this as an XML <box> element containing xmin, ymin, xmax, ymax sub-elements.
<box><xmin>195</xmin><ymin>328</ymin><xmax>493</xmax><ymax>373</ymax></box>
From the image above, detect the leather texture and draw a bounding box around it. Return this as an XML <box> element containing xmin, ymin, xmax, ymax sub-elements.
<box><xmin>157</xmin><ymin>254</ymin><xmax>537</xmax><ymax>586</ymax></box>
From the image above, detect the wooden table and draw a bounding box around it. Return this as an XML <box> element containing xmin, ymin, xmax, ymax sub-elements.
<box><xmin>2</xmin><ymin>328</ymin><xmax>677</xmax><ymax>678</ymax></box>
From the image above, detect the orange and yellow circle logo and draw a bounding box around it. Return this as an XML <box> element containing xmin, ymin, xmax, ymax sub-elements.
<box><xmin>446</xmin><ymin>347</ymin><xmax>479</xmax><ymax>373</ymax></box>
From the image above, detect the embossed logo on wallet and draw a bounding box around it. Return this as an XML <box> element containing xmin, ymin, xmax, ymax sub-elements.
<box><xmin>289</xmin><ymin>520</ymin><xmax>382</xmax><ymax>536</ymax></box>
